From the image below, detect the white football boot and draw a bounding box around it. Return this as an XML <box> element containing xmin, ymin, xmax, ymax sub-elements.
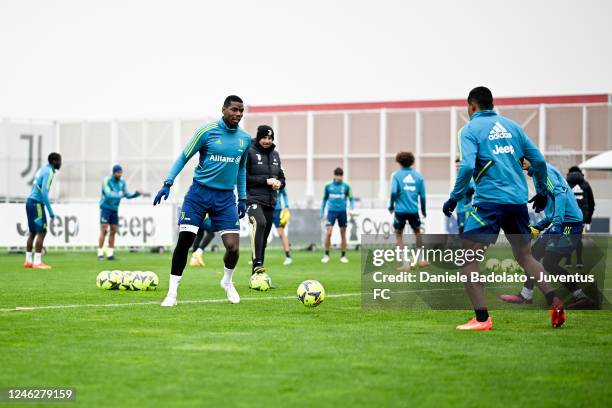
<box><xmin>340</xmin><ymin>256</ymin><xmax>349</xmax><ymax>263</ymax></box>
<box><xmin>161</xmin><ymin>295</ymin><xmax>177</xmax><ymax>307</ymax></box>
<box><xmin>221</xmin><ymin>281</ymin><xmax>240</xmax><ymax>304</ymax></box>
<box><xmin>283</xmin><ymin>257</ymin><xmax>293</xmax><ymax>265</ymax></box>
<box><xmin>321</xmin><ymin>255</ymin><xmax>330</xmax><ymax>264</ymax></box>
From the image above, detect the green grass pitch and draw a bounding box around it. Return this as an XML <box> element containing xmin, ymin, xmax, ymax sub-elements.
<box><xmin>1</xmin><ymin>249</ymin><xmax>611</xmax><ymax>407</ymax></box>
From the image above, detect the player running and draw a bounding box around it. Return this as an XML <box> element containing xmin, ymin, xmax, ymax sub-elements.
<box><xmin>274</xmin><ymin>187</ymin><xmax>292</xmax><ymax>265</ymax></box>
<box><xmin>321</xmin><ymin>167</ymin><xmax>354</xmax><ymax>264</ymax></box>
<box><xmin>189</xmin><ymin>215</ymin><xmax>215</xmax><ymax>267</ymax></box>
<box><xmin>154</xmin><ymin>95</ymin><xmax>251</xmax><ymax>306</ymax></box>
<box><xmin>454</xmin><ymin>158</ymin><xmax>475</xmax><ymax>235</ymax></box>
<box><xmin>500</xmin><ymin>160</ymin><xmax>595</xmax><ymax>308</ymax></box>
<box><xmin>24</xmin><ymin>152</ymin><xmax>61</xmax><ymax>269</ymax></box>
<box><xmin>246</xmin><ymin>125</ymin><xmax>286</xmax><ymax>276</ymax></box>
<box><xmin>97</xmin><ymin>165</ymin><xmax>141</xmax><ymax>260</ymax></box>
<box><xmin>388</xmin><ymin>152</ymin><xmax>429</xmax><ymax>271</ymax></box>
<box><xmin>442</xmin><ymin>86</ymin><xmax>565</xmax><ymax>330</ymax></box>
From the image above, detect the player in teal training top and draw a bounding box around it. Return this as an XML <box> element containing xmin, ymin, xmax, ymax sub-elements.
<box><xmin>442</xmin><ymin>86</ymin><xmax>566</xmax><ymax>331</ymax></box>
<box><xmin>153</xmin><ymin>95</ymin><xmax>251</xmax><ymax>306</ymax></box>
<box><xmin>501</xmin><ymin>160</ymin><xmax>594</xmax><ymax>308</ymax></box>
<box><xmin>388</xmin><ymin>152</ymin><xmax>429</xmax><ymax>270</ymax></box>
<box><xmin>97</xmin><ymin>164</ymin><xmax>141</xmax><ymax>260</ymax></box>
<box><xmin>24</xmin><ymin>152</ymin><xmax>61</xmax><ymax>269</ymax></box>
<box><xmin>320</xmin><ymin>167</ymin><xmax>354</xmax><ymax>264</ymax></box>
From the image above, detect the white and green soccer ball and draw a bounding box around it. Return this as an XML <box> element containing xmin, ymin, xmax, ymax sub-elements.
<box><xmin>249</xmin><ymin>273</ymin><xmax>272</xmax><ymax>291</ymax></box>
<box><xmin>130</xmin><ymin>271</ymin><xmax>147</xmax><ymax>291</ymax></box>
<box><xmin>118</xmin><ymin>271</ymin><xmax>133</xmax><ymax>291</ymax></box>
<box><xmin>142</xmin><ymin>271</ymin><xmax>159</xmax><ymax>291</ymax></box>
<box><xmin>485</xmin><ymin>258</ymin><xmax>501</xmax><ymax>273</ymax></box>
<box><xmin>96</xmin><ymin>271</ymin><xmax>114</xmax><ymax>290</ymax></box>
<box><xmin>500</xmin><ymin>259</ymin><xmax>515</xmax><ymax>273</ymax></box>
<box><xmin>297</xmin><ymin>280</ymin><xmax>325</xmax><ymax>307</ymax></box>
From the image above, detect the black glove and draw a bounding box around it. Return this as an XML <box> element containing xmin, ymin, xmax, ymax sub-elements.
<box><xmin>528</xmin><ymin>193</ymin><xmax>548</xmax><ymax>213</ymax></box>
<box><xmin>442</xmin><ymin>198</ymin><xmax>457</xmax><ymax>217</ymax></box>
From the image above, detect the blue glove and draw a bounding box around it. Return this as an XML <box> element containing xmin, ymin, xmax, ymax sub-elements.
<box><xmin>237</xmin><ymin>199</ymin><xmax>247</xmax><ymax>219</ymax></box>
<box><xmin>442</xmin><ymin>198</ymin><xmax>457</xmax><ymax>217</ymax></box>
<box><xmin>528</xmin><ymin>193</ymin><xmax>548</xmax><ymax>213</ymax></box>
<box><xmin>153</xmin><ymin>184</ymin><xmax>171</xmax><ymax>206</ymax></box>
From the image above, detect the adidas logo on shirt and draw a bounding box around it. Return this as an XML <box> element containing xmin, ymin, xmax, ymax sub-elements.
<box><xmin>488</xmin><ymin>121</ymin><xmax>513</xmax><ymax>140</ymax></box>
<box><xmin>403</xmin><ymin>174</ymin><xmax>415</xmax><ymax>183</ymax></box>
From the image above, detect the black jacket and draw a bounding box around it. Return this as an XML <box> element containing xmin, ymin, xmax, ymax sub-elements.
<box><xmin>246</xmin><ymin>140</ymin><xmax>286</xmax><ymax>208</ymax></box>
<box><xmin>566</xmin><ymin>170</ymin><xmax>595</xmax><ymax>223</ymax></box>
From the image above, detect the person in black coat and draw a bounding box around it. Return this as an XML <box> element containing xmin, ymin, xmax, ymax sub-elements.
<box><xmin>565</xmin><ymin>165</ymin><xmax>595</xmax><ymax>268</ymax></box>
<box><xmin>246</xmin><ymin>125</ymin><xmax>286</xmax><ymax>275</ymax></box>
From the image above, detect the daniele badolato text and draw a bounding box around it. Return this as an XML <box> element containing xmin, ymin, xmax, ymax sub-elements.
<box><xmin>363</xmin><ymin>246</ymin><xmax>594</xmax><ymax>303</ymax></box>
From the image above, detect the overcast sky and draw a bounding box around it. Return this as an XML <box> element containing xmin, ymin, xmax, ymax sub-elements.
<box><xmin>0</xmin><ymin>0</ymin><xmax>611</xmax><ymax>120</ymax></box>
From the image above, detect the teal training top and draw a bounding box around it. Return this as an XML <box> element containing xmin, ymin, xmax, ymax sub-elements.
<box><xmin>164</xmin><ymin>118</ymin><xmax>251</xmax><ymax>199</ymax></box>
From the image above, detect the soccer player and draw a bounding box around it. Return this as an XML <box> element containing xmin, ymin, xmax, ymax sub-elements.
<box><xmin>24</xmin><ymin>152</ymin><xmax>61</xmax><ymax>269</ymax></box>
<box><xmin>246</xmin><ymin>125</ymin><xmax>286</xmax><ymax>275</ymax></box>
<box><xmin>153</xmin><ymin>95</ymin><xmax>251</xmax><ymax>306</ymax></box>
<box><xmin>442</xmin><ymin>86</ymin><xmax>565</xmax><ymax>330</ymax></box>
<box><xmin>565</xmin><ymin>166</ymin><xmax>595</xmax><ymax>268</ymax></box>
<box><xmin>454</xmin><ymin>158</ymin><xmax>475</xmax><ymax>235</ymax></box>
<box><xmin>189</xmin><ymin>215</ymin><xmax>215</xmax><ymax>267</ymax></box>
<box><xmin>500</xmin><ymin>159</ymin><xmax>594</xmax><ymax>308</ymax></box>
<box><xmin>321</xmin><ymin>167</ymin><xmax>354</xmax><ymax>264</ymax></box>
<box><xmin>388</xmin><ymin>152</ymin><xmax>429</xmax><ymax>271</ymax></box>
<box><xmin>274</xmin><ymin>187</ymin><xmax>292</xmax><ymax>265</ymax></box>
<box><xmin>98</xmin><ymin>165</ymin><xmax>141</xmax><ymax>260</ymax></box>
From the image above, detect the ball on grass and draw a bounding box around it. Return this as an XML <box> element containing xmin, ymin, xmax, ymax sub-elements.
<box><xmin>297</xmin><ymin>280</ymin><xmax>325</xmax><ymax>307</ymax></box>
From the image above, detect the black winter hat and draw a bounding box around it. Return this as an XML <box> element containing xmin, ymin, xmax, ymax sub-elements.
<box><xmin>256</xmin><ymin>125</ymin><xmax>274</xmax><ymax>140</ymax></box>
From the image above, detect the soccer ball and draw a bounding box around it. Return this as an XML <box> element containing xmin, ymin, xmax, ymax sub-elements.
<box><xmin>118</xmin><ymin>271</ymin><xmax>133</xmax><ymax>291</ymax></box>
<box><xmin>297</xmin><ymin>280</ymin><xmax>325</xmax><ymax>307</ymax></box>
<box><xmin>485</xmin><ymin>258</ymin><xmax>500</xmax><ymax>273</ymax></box>
<box><xmin>130</xmin><ymin>271</ymin><xmax>147</xmax><ymax>291</ymax></box>
<box><xmin>96</xmin><ymin>271</ymin><xmax>114</xmax><ymax>290</ymax></box>
<box><xmin>108</xmin><ymin>270</ymin><xmax>122</xmax><ymax>289</ymax></box>
<box><xmin>142</xmin><ymin>271</ymin><xmax>159</xmax><ymax>291</ymax></box>
<box><xmin>249</xmin><ymin>273</ymin><xmax>272</xmax><ymax>291</ymax></box>
<box><xmin>500</xmin><ymin>259</ymin><xmax>515</xmax><ymax>273</ymax></box>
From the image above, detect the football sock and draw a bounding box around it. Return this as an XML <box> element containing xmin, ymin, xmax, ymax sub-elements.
<box><xmin>97</xmin><ymin>248</ymin><xmax>104</xmax><ymax>257</ymax></box>
<box><xmin>168</xmin><ymin>275</ymin><xmax>182</xmax><ymax>297</ymax></box>
<box><xmin>285</xmin><ymin>251</ymin><xmax>291</xmax><ymax>258</ymax></box>
<box><xmin>341</xmin><ymin>251</ymin><xmax>346</xmax><ymax>257</ymax></box>
<box><xmin>222</xmin><ymin>267</ymin><xmax>235</xmax><ymax>286</ymax></box>
<box><xmin>171</xmin><ymin>231</ymin><xmax>196</xmax><ymax>277</ymax></box>
<box><xmin>572</xmin><ymin>289</ymin><xmax>586</xmax><ymax>299</ymax></box>
<box><xmin>475</xmin><ymin>309</ymin><xmax>489</xmax><ymax>322</ymax></box>
<box><xmin>545</xmin><ymin>290</ymin><xmax>556</xmax><ymax>306</ymax></box>
<box><xmin>34</xmin><ymin>252</ymin><xmax>42</xmax><ymax>265</ymax></box>
<box><xmin>520</xmin><ymin>286</ymin><xmax>534</xmax><ymax>300</ymax></box>
<box><xmin>325</xmin><ymin>250</ymin><xmax>329</xmax><ymax>256</ymax></box>
<box><xmin>107</xmin><ymin>248</ymin><xmax>114</xmax><ymax>257</ymax></box>
<box><xmin>25</xmin><ymin>252</ymin><xmax>33</xmax><ymax>263</ymax></box>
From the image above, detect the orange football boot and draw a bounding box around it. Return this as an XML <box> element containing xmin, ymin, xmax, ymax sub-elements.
<box><xmin>456</xmin><ymin>317</ymin><xmax>493</xmax><ymax>331</ymax></box>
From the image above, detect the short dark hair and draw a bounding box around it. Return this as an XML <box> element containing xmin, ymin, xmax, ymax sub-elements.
<box><xmin>334</xmin><ymin>167</ymin><xmax>343</xmax><ymax>176</ymax></box>
<box><xmin>48</xmin><ymin>152</ymin><xmax>61</xmax><ymax>163</ymax></box>
<box><xmin>455</xmin><ymin>158</ymin><xmax>460</xmax><ymax>163</ymax></box>
<box><xmin>223</xmin><ymin>95</ymin><xmax>243</xmax><ymax>107</ymax></box>
<box><xmin>467</xmin><ymin>86</ymin><xmax>494</xmax><ymax>110</ymax></box>
<box><xmin>396</xmin><ymin>151</ymin><xmax>415</xmax><ymax>168</ymax></box>
<box><xmin>568</xmin><ymin>165</ymin><xmax>583</xmax><ymax>174</ymax></box>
